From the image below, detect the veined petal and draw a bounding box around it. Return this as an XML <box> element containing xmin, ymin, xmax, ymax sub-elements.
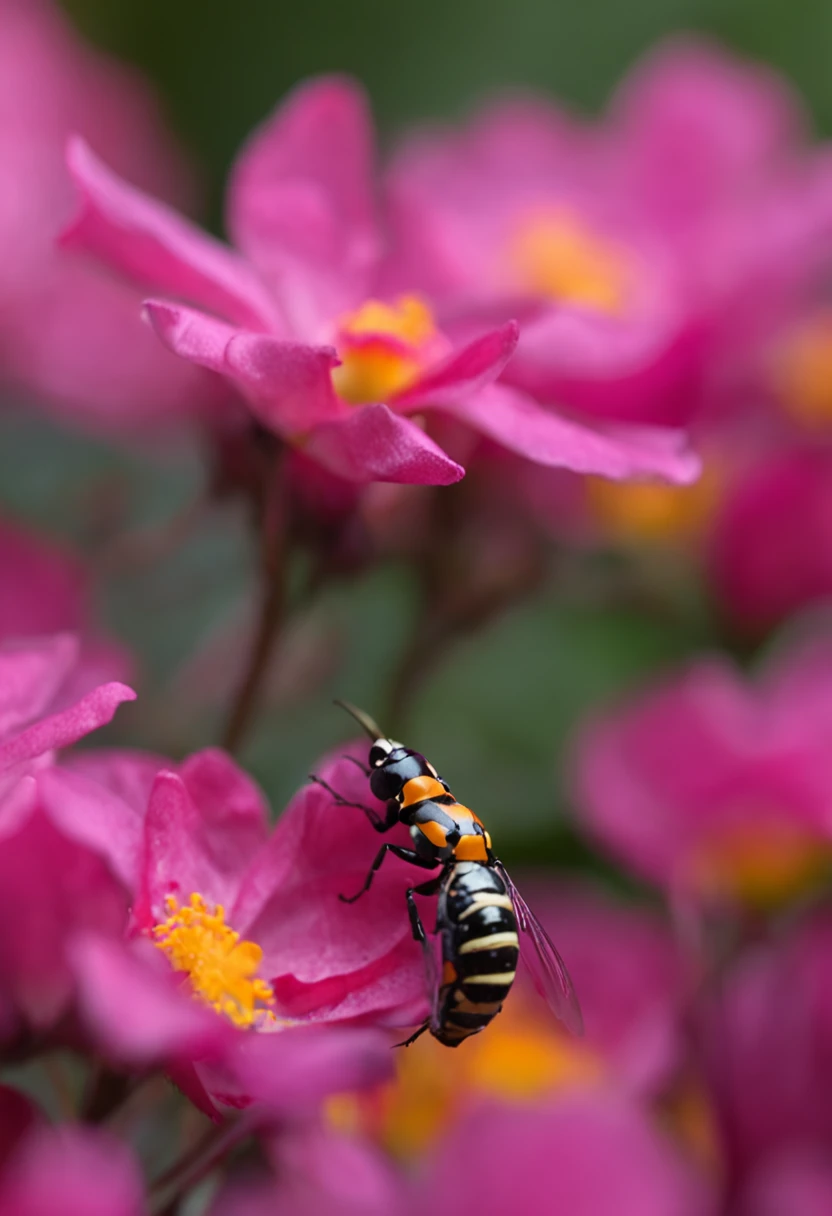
<box><xmin>0</xmin><ymin>680</ymin><xmax>136</xmax><ymax>774</ymax></box>
<box><xmin>144</xmin><ymin>302</ymin><xmax>343</xmax><ymax>433</ymax></box>
<box><xmin>304</xmin><ymin>405</ymin><xmax>464</xmax><ymax>485</ymax></box>
<box><xmin>395</xmin><ymin>322</ymin><xmax>519</xmax><ymax>406</ymax></box>
<box><xmin>63</xmin><ymin>138</ymin><xmax>277</xmax><ymax>330</ymax></box>
<box><xmin>228</xmin><ymin>76</ymin><xmax>379</xmax><ymax>325</ymax></box>
<box><xmin>424</xmin><ymin>385</ymin><xmax>701</xmax><ymax>483</ymax></box>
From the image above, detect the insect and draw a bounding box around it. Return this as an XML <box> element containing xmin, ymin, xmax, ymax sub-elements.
<box><xmin>311</xmin><ymin>701</ymin><xmax>583</xmax><ymax>1047</ymax></box>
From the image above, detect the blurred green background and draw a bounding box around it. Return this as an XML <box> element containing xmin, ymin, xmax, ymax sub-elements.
<box><xmin>3</xmin><ymin>0</ymin><xmax>827</xmax><ymax>866</ymax></box>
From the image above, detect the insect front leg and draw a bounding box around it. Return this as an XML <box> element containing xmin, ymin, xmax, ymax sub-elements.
<box><xmin>339</xmin><ymin>845</ymin><xmax>438</xmax><ymax>904</ymax></box>
<box><xmin>309</xmin><ymin>775</ymin><xmax>398</xmax><ymax>832</ymax></box>
<box><xmin>393</xmin><ymin>1022</ymin><xmax>430</xmax><ymax>1048</ymax></box>
<box><xmin>405</xmin><ymin>874</ymin><xmax>443</xmax><ymax>944</ymax></box>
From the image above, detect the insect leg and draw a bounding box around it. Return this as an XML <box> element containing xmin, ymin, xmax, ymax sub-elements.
<box><xmin>393</xmin><ymin>1022</ymin><xmax>430</xmax><ymax>1048</ymax></box>
<box><xmin>405</xmin><ymin>875</ymin><xmax>443</xmax><ymax>944</ymax></box>
<box><xmin>308</xmin><ymin>775</ymin><xmax>397</xmax><ymax>832</ymax></box>
<box><xmin>339</xmin><ymin>845</ymin><xmax>437</xmax><ymax>904</ymax></box>
<box><xmin>342</xmin><ymin>754</ymin><xmax>372</xmax><ymax>777</ymax></box>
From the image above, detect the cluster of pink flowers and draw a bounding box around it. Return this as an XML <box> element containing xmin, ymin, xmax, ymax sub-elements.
<box><xmin>3</xmin><ymin>0</ymin><xmax>832</xmax><ymax>1212</ymax></box>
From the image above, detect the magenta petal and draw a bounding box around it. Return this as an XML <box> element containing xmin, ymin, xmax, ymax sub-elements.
<box><xmin>220</xmin><ymin>1025</ymin><xmax>394</xmax><ymax>1115</ymax></box>
<box><xmin>304</xmin><ymin>404</ymin><xmax>464</xmax><ymax>485</ymax></box>
<box><xmin>228</xmin><ymin>76</ymin><xmax>379</xmax><ymax>322</ymax></box>
<box><xmin>137</xmin><ymin>758</ymin><xmax>270</xmax><ymax>926</ymax></box>
<box><xmin>426</xmin><ymin>384</ymin><xmax>700</xmax><ymax>482</ymax></box>
<box><xmin>396</xmin><ymin>322</ymin><xmax>519</xmax><ymax>406</ymax></box>
<box><xmin>0</xmin><ymin>1086</ymin><xmax>39</xmax><ymax>1173</ymax></box>
<box><xmin>0</xmin><ymin>679</ymin><xmax>135</xmax><ymax>774</ymax></box>
<box><xmin>144</xmin><ymin>302</ymin><xmax>342</xmax><ymax>434</ymax></box>
<box><xmin>63</xmin><ymin>138</ymin><xmax>277</xmax><ymax>330</ymax></box>
<box><xmin>0</xmin><ymin>1125</ymin><xmax>145</xmax><ymax>1216</ymax></box>
<box><xmin>35</xmin><ymin>767</ymin><xmax>143</xmax><ymax>892</ymax></box>
<box><xmin>71</xmin><ymin>935</ymin><xmax>229</xmax><ymax>1066</ymax></box>
<box><xmin>0</xmin><ymin>635</ymin><xmax>78</xmax><ymax>741</ymax></box>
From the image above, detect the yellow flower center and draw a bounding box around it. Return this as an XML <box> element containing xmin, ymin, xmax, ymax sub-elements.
<box><xmin>775</xmin><ymin>314</ymin><xmax>832</xmax><ymax>429</ymax></box>
<box><xmin>691</xmin><ymin>824</ymin><xmax>832</xmax><ymax>909</ymax></box>
<box><xmin>330</xmin><ymin>1001</ymin><xmax>602</xmax><ymax>1160</ymax></box>
<box><xmin>586</xmin><ymin>458</ymin><xmax>724</xmax><ymax>547</ymax></box>
<box><xmin>508</xmin><ymin>210</ymin><xmax>630</xmax><ymax>313</ymax></box>
<box><xmin>332</xmin><ymin>295</ymin><xmax>440</xmax><ymax>405</ymax></box>
<box><xmin>152</xmin><ymin>893</ymin><xmax>276</xmax><ymax>1029</ymax></box>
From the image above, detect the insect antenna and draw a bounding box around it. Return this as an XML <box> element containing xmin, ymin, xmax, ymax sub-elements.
<box><xmin>333</xmin><ymin>700</ymin><xmax>385</xmax><ymax>741</ymax></box>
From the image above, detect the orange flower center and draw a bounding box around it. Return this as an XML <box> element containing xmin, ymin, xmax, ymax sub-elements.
<box><xmin>152</xmin><ymin>892</ymin><xmax>276</xmax><ymax>1029</ymax></box>
<box><xmin>332</xmin><ymin>295</ymin><xmax>440</xmax><ymax>405</ymax></box>
<box><xmin>586</xmin><ymin>458</ymin><xmax>725</xmax><ymax>547</ymax></box>
<box><xmin>691</xmin><ymin>824</ymin><xmax>832</xmax><ymax>909</ymax></box>
<box><xmin>508</xmin><ymin>210</ymin><xmax>630</xmax><ymax>313</ymax></box>
<box><xmin>775</xmin><ymin>314</ymin><xmax>832</xmax><ymax>429</ymax></box>
<box><xmin>330</xmin><ymin>1001</ymin><xmax>603</xmax><ymax>1160</ymax></box>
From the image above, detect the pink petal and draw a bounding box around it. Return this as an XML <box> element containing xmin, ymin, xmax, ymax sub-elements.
<box><xmin>136</xmin><ymin>756</ymin><xmax>270</xmax><ymax>927</ymax></box>
<box><xmin>214</xmin><ymin>1025</ymin><xmax>394</xmax><ymax>1116</ymax></box>
<box><xmin>234</xmin><ymin>748</ymin><xmax>425</xmax><ymax>1013</ymax></box>
<box><xmin>0</xmin><ymin>635</ymin><xmax>78</xmax><ymax>742</ymax></box>
<box><xmin>63</xmin><ymin>137</ymin><xmax>277</xmax><ymax>330</ymax></box>
<box><xmin>0</xmin><ymin>1085</ymin><xmax>39</xmax><ymax>1173</ymax></box>
<box><xmin>228</xmin><ymin>76</ymin><xmax>379</xmax><ymax>327</ymax></box>
<box><xmin>0</xmin><ymin>1125</ymin><xmax>145</xmax><ymax>1216</ymax></box>
<box><xmin>425</xmin><ymin>384</ymin><xmax>701</xmax><ymax>482</ymax></box>
<box><xmin>0</xmin><ymin>803</ymin><xmax>128</xmax><ymax>1029</ymax></box>
<box><xmin>396</xmin><ymin>322</ymin><xmax>519</xmax><ymax>406</ymax></box>
<box><xmin>0</xmin><ymin>679</ymin><xmax>136</xmax><ymax>774</ymax></box>
<box><xmin>35</xmin><ymin>767</ymin><xmax>143</xmax><ymax>892</ymax></box>
<box><xmin>304</xmin><ymin>404</ymin><xmax>464</xmax><ymax>485</ymax></box>
<box><xmin>71</xmin><ymin>935</ymin><xmax>229</xmax><ymax>1066</ymax></box>
<box><xmin>144</xmin><ymin>301</ymin><xmax>343</xmax><ymax>433</ymax></box>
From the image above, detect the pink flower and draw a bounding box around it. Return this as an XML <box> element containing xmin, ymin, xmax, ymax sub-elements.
<box><xmin>34</xmin><ymin>743</ymin><xmax>408</xmax><ymax>1117</ymax></box>
<box><xmin>413</xmin><ymin>1093</ymin><xmax>713</xmax><ymax>1216</ymax></box>
<box><xmin>698</xmin><ymin>913</ymin><xmax>832</xmax><ymax>1188</ymax></box>
<box><xmin>385</xmin><ymin>39</ymin><xmax>832</xmax><ymax>432</ymax></box>
<box><xmin>125</xmin><ymin>745</ymin><xmax>426</xmax><ymax>1031</ymax></box>
<box><xmin>707</xmin><ymin>446</ymin><xmax>832</xmax><ymax>633</ymax></box>
<box><xmin>0</xmin><ymin>0</ymin><xmax>219</xmax><ymax>434</ymax></box>
<box><xmin>570</xmin><ymin>636</ymin><xmax>832</xmax><ymax>907</ymax></box>
<box><xmin>63</xmin><ymin>76</ymin><xmax>698</xmax><ymax>487</ymax></box>
<box><xmin>741</xmin><ymin>1153</ymin><xmax>832</xmax><ymax>1216</ymax></box>
<box><xmin>0</xmin><ymin>1122</ymin><xmax>145</xmax><ymax>1216</ymax></box>
<box><xmin>0</xmin><ymin>633</ymin><xmax>136</xmax><ymax>1032</ymax></box>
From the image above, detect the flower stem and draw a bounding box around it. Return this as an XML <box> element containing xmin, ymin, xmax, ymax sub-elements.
<box><xmin>222</xmin><ymin>451</ymin><xmax>288</xmax><ymax>754</ymax></box>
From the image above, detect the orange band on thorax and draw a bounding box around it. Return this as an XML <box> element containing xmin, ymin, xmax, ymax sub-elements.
<box><xmin>401</xmin><ymin>774</ymin><xmax>448</xmax><ymax>808</ymax></box>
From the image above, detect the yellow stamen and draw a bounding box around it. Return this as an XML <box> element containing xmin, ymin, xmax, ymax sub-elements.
<box><xmin>333</xmin><ymin>295</ymin><xmax>440</xmax><ymax>405</ymax></box>
<box><xmin>152</xmin><ymin>893</ymin><xmax>275</xmax><ymax>1029</ymax></box>
<box><xmin>509</xmin><ymin>210</ymin><xmax>630</xmax><ymax>313</ymax></box>
<box><xmin>776</xmin><ymin>314</ymin><xmax>832</xmax><ymax>428</ymax></box>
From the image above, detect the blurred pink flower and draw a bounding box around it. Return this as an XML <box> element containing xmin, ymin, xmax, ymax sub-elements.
<box><xmin>708</xmin><ymin>446</ymin><xmax>832</xmax><ymax>632</ymax></box>
<box><xmin>0</xmin><ymin>0</ymin><xmax>219</xmax><ymax>434</ymax></box>
<box><xmin>699</xmin><ymin>913</ymin><xmax>832</xmax><ymax>1193</ymax></box>
<box><xmin>530</xmin><ymin>883</ymin><xmax>686</xmax><ymax>1095</ymax></box>
<box><xmin>570</xmin><ymin>636</ymin><xmax>832</xmax><ymax>907</ymax></box>
<box><xmin>0</xmin><ymin>1123</ymin><xmax>145</xmax><ymax>1216</ymax></box>
<box><xmin>741</xmin><ymin>1152</ymin><xmax>832</xmax><ymax>1216</ymax></box>
<box><xmin>64</xmin><ymin>77</ymin><xmax>698</xmax><ymax>487</ymax></box>
<box><xmin>413</xmin><ymin>1093</ymin><xmax>714</xmax><ymax>1216</ymax></box>
<box><xmin>0</xmin><ymin>515</ymin><xmax>133</xmax><ymax>688</ymax></box>
<box><xmin>386</xmin><ymin>38</ymin><xmax>832</xmax><ymax>432</ymax></box>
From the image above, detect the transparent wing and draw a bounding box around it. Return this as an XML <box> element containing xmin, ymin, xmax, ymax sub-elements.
<box><xmin>498</xmin><ymin>863</ymin><xmax>584</xmax><ymax>1036</ymax></box>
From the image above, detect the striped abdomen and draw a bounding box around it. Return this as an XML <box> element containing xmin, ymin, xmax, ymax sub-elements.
<box><xmin>432</xmin><ymin>862</ymin><xmax>519</xmax><ymax>1047</ymax></box>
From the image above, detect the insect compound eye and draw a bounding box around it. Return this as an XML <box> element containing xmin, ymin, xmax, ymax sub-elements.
<box><xmin>368</xmin><ymin>739</ymin><xmax>394</xmax><ymax>768</ymax></box>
